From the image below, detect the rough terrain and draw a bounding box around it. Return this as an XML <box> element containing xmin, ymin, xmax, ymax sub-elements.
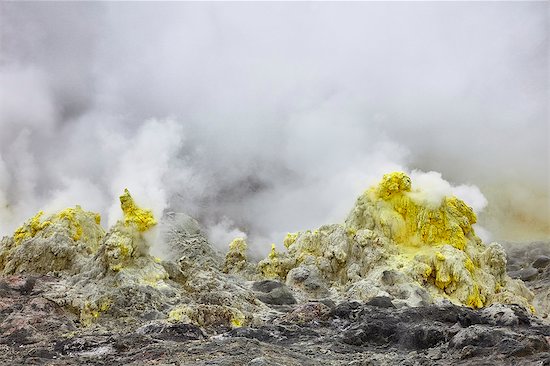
<box><xmin>1</xmin><ymin>274</ymin><xmax>549</xmax><ymax>365</ymax></box>
<box><xmin>1</xmin><ymin>172</ymin><xmax>549</xmax><ymax>365</ymax></box>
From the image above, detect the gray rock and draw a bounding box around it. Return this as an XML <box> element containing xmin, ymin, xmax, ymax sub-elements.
<box><xmin>286</xmin><ymin>265</ymin><xmax>330</xmax><ymax>298</ymax></box>
<box><xmin>533</xmin><ymin>256</ymin><xmax>550</xmax><ymax>269</ymax></box>
<box><xmin>136</xmin><ymin>321</ymin><xmax>205</xmax><ymax>342</ymax></box>
<box><xmin>252</xmin><ymin>280</ymin><xmax>283</xmax><ymax>293</ymax></box>
<box><xmin>2</xmin><ymin>273</ymin><xmax>550</xmax><ymax>366</ymax></box>
<box><xmin>255</xmin><ymin>286</ymin><xmax>296</xmax><ymax>305</ymax></box>
<box><xmin>481</xmin><ymin>304</ymin><xmax>519</xmax><ymax>326</ymax></box>
<box><xmin>449</xmin><ymin>325</ymin><xmax>506</xmax><ymax>349</ymax></box>
<box><xmin>509</xmin><ymin>267</ymin><xmax>539</xmax><ymax>281</ymax></box>
<box><xmin>158</xmin><ymin>212</ymin><xmax>221</xmax><ymax>266</ymax></box>
<box><xmin>366</xmin><ymin>296</ymin><xmax>395</xmax><ymax>308</ymax></box>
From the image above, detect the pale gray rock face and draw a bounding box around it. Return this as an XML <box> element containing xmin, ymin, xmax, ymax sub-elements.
<box><xmin>156</xmin><ymin>212</ymin><xmax>220</xmax><ymax>266</ymax></box>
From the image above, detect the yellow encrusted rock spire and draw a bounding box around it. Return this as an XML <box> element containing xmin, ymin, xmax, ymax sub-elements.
<box><xmin>119</xmin><ymin>188</ymin><xmax>157</xmax><ymax>232</ymax></box>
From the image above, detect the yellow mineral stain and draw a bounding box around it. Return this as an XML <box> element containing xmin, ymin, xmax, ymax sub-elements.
<box><xmin>80</xmin><ymin>298</ymin><xmax>112</xmax><ymax>327</ymax></box>
<box><xmin>283</xmin><ymin>233</ymin><xmax>299</xmax><ymax>249</ymax></box>
<box><xmin>363</xmin><ymin>172</ymin><xmax>488</xmax><ymax>308</ymax></box>
<box><xmin>258</xmin><ymin>244</ymin><xmax>288</xmax><ymax>279</ymax></box>
<box><xmin>119</xmin><ymin>188</ymin><xmax>157</xmax><ymax>232</ymax></box>
<box><xmin>13</xmin><ymin>211</ymin><xmax>49</xmax><ymax>245</ymax></box>
<box><xmin>223</xmin><ymin>237</ymin><xmax>248</xmax><ymax>273</ymax></box>
<box><xmin>12</xmin><ymin>206</ymin><xmax>103</xmax><ymax>247</ymax></box>
<box><xmin>364</xmin><ymin>172</ymin><xmax>477</xmax><ymax>251</ymax></box>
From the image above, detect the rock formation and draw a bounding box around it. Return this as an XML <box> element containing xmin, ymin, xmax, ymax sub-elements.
<box><xmin>0</xmin><ymin>172</ymin><xmax>548</xmax><ymax>365</ymax></box>
<box><xmin>258</xmin><ymin>172</ymin><xmax>534</xmax><ymax>311</ymax></box>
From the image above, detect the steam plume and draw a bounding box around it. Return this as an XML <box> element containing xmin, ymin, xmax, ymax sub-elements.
<box><xmin>0</xmin><ymin>2</ymin><xmax>548</xmax><ymax>254</ymax></box>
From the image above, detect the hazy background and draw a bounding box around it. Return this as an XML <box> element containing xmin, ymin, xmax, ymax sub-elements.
<box><xmin>0</xmin><ymin>2</ymin><xmax>548</xmax><ymax>254</ymax></box>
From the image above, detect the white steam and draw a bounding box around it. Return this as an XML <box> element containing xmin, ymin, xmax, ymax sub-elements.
<box><xmin>409</xmin><ymin>170</ymin><xmax>488</xmax><ymax>213</ymax></box>
<box><xmin>0</xmin><ymin>2</ymin><xmax>548</xmax><ymax>253</ymax></box>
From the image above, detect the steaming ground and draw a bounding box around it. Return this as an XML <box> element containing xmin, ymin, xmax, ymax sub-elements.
<box><xmin>0</xmin><ymin>2</ymin><xmax>548</xmax><ymax>253</ymax></box>
<box><xmin>0</xmin><ymin>172</ymin><xmax>549</xmax><ymax>365</ymax></box>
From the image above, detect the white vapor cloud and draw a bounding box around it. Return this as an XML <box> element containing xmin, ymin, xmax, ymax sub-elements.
<box><xmin>0</xmin><ymin>2</ymin><xmax>548</xmax><ymax>252</ymax></box>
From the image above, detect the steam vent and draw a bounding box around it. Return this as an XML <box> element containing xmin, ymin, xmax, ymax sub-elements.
<box><xmin>1</xmin><ymin>175</ymin><xmax>549</xmax><ymax>365</ymax></box>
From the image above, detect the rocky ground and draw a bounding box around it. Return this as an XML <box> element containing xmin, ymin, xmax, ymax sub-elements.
<box><xmin>1</xmin><ymin>177</ymin><xmax>549</xmax><ymax>365</ymax></box>
<box><xmin>1</xmin><ymin>245</ymin><xmax>549</xmax><ymax>366</ymax></box>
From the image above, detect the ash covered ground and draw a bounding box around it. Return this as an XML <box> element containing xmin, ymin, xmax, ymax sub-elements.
<box><xmin>0</xmin><ymin>172</ymin><xmax>549</xmax><ymax>366</ymax></box>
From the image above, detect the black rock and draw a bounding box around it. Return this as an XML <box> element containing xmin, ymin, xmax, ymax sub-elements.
<box><xmin>399</xmin><ymin>324</ymin><xmax>447</xmax><ymax>349</ymax></box>
<box><xmin>329</xmin><ymin>301</ymin><xmax>362</xmax><ymax>319</ymax></box>
<box><xmin>342</xmin><ymin>319</ymin><xmax>398</xmax><ymax>346</ymax></box>
<box><xmin>366</xmin><ymin>296</ymin><xmax>395</xmax><ymax>308</ymax></box>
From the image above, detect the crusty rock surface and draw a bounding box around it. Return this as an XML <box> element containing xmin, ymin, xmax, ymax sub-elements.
<box><xmin>1</xmin><ymin>274</ymin><xmax>549</xmax><ymax>366</ymax></box>
<box><xmin>257</xmin><ymin>172</ymin><xmax>534</xmax><ymax>311</ymax></box>
<box><xmin>1</xmin><ymin>178</ymin><xmax>549</xmax><ymax>365</ymax></box>
<box><xmin>502</xmin><ymin>241</ymin><xmax>550</xmax><ymax>320</ymax></box>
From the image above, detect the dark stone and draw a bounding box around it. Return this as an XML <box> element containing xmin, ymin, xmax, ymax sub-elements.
<box><xmin>226</xmin><ymin>325</ymin><xmax>318</xmax><ymax>345</ymax></box>
<box><xmin>284</xmin><ymin>302</ymin><xmax>331</xmax><ymax>323</ymax></box>
<box><xmin>509</xmin><ymin>267</ymin><xmax>539</xmax><ymax>281</ymax></box>
<box><xmin>330</xmin><ymin>301</ymin><xmax>362</xmax><ymax>319</ymax></box>
<box><xmin>256</xmin><ymin>287</ymin><xmax>296</xmax><ymax>305</ymax></box>
<box><xmin>227</xmin><ymin>327</ymin><xmax>280</xmax><ymax>343</ymax></box>
<box><xmin>449</xmin><ymin>325</ymin><xmax>505</xmax><ymax>349</ymax></box>
<box><xmin>526</xmin><ymin>336</ymin><xmax>550</xmax><ymax>353</ymax></box>
<box><xmin>0</xmin><ymin>328</ymin><xmax>34</xmax><ymax>346</ymax></box>
<box><xmin>54</xmin><ymin>336</ymin><xmax>111</xmax><ymax>355</ymax></box>
<box><xmin>393</xmin><ymin>305</ymin><xmax>484</xmax><ymax>327</ymax></box>
<box><xmin>511</xmin><ymin>305</ymin><xmax>532</xmax><ymax>326</ymax></box>
<box><xmin>0</xmin><ymin>282</ymin><xmax>12</xmax><ymax>296</ymax></box>
<box><xmin>399</xmin><ymin>325</ymin><xmax>447</xmax><ymax>349</ymax></box>
<box><xmin>252</xmin><ymin>280</ymin><xmax>284</xmax><ymax>293</ymax></box>
<box><xmin>533</xmin><ymin>255</ymin><xmax>550</xmax><ymax>269</ymax></box>
<box><xmin>366</xmin><ymin>296</ymin><xmax>395</xmax><ymax>308</ymax></box>
<box><xmin>26</xmin><ymin>348</ymin><xmax>58</xmax><ymax>359</ymax></box>
<box><xmin>499</xmin><ymin>336</ymin><xmax>550</xmax><ymax>358</ymax></box>
<box><xmin>247</xmin><ymin>356</ymin><xmax>283</xmax><ymax>366</ymax></box>
<box><xmin>498</xmin><ymin>337</ymin><xmax>525</xmax><ymax>356</ymax></box>
<box><xmin>457</xmin><ymin>345</ymin><xmax>481</xmax><ymax>359</ymax></box>
<box><xmin>342</xmin><ymin>319</ymin><xmax>398</xmax><ymax>346</ymax></box>
<box><xmin>316</xmin><ymin>298</ymin><xmax>336</xmax><ymax>309</ymax></box>
<box><xmin>141</xmin><ymin>310</ymin><xmax>164</xmax><ymax>321</ymax></box>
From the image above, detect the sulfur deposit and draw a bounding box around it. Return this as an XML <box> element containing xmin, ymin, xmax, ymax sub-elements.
<box><xmin>0</xmin><ymin>173</ymin><xmax>548</xmax><ymax>365</ymax></box>
<box><xmin>0</xmin><ymin>206</ymin><xmax>105</xmax><ymax>275</ymax></box>
<box><xmin>0</xmin><ymin>174</ymin><xmax>538</xmax><ymax>328</ymax></box>
<box><xmin>0</xmin><ymin>189</ymin><xmax>267</xmax><ymax>330</ymax></box>
<box><xmin>258</xmin><ymin>172</ymin><xmax>534</xmax><ymax>311</ymax></box>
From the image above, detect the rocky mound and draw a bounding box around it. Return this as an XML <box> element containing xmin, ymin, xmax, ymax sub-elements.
<box><xmin>0</xmin><ymin>189</ymin><xmax>267</xmax><ymax>329</ymax></box>
<box><xmin>256</xmin><ymin>172</ymin><xmax>533</xmax><ymax>311</ymax></box>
